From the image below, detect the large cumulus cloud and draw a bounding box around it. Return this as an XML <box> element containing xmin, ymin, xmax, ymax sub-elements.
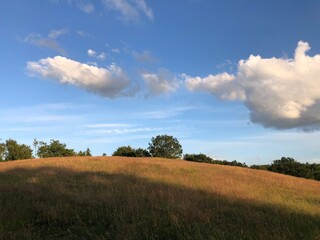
<box><xmin>185</xmin><ymin>41</ymin><xmax>320</xmax><ymax>130</ymax></box>
<box><xmin>27</xmin><ymin>56</ymin><xmax>132</xmax><ymax>98</ymax></box>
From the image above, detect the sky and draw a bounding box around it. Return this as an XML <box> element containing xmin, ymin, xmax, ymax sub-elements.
<box><xmin>1</xmin><ymin>0</ymin><xmax>320</xmax><ymax>165</ymax></box>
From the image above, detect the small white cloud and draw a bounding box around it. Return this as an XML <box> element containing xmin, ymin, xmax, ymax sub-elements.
<box><xmin>87</xmin><ymin>49</ymin><xmax>97</xmax><ymax>57</ymax></box>
<box><xmin>142</xmin><ymin>69</ymin><xmax>180</xmax><ymax>96</ymax></box>
<box><xmin>184</xmin><ymin>41</ymin><xmax>320</xmax><ymax>130</ymax></box>
<box><xmin>102</xmin><ymin>0</ymin><xmax>153</xmax><ymax>22</ymax></box>
<box><xmin>87</xmin><ymin>49</ymin><xmax>106</xmax><ymax>60</ymax></box>
<box><xmin>27</xmin><ymin>56</ymin><xmax>132</xmax><ymax>98</ymax></box>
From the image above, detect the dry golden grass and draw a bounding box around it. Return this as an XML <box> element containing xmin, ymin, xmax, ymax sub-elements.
<box><xmin>0</xmin><ymin>156</ymin><xmax>320</xmax><ymax>239</ymax></box>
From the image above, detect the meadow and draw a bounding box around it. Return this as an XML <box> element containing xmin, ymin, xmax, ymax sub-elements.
<box><xmin>0</xmin><ymin>156</ymin><xmax>320</xmax><ymax>239</ymax></box>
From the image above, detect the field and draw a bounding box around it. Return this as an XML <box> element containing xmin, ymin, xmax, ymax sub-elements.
<box><xmin>0</xmin><ymin>156</ymin><xmax>320</xmax><ymax>239</ymax></box>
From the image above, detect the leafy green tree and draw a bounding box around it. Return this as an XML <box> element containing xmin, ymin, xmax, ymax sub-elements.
<box><xmin>37</xmin><ymin>140</ymin><xmax>76</xmax><ymax>158</ymax></box>
<box><xmin>112</xmin><ymin>146</ymin><xmax>137</xmax><ymax>157</ymax></box>
<box><xmin>148</xmin><ymin>135</ymin><xmax>183</xmax><ymax>159</ymax></box>
<box><xmin>4</xmin><ymin>139</ymin><xmax>33</xmax><ymax>161</ymax></box>
<box><xmin>268</xmin><ymin>157</ymin><xmax>308</xmax><ymax>178</ymax></box>
<box><xmin>135</xmin><ymin>148</ymin><xmax>151</xmax><ymax>157</ymax></box>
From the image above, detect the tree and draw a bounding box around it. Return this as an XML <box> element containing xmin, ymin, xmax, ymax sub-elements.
<box><xmin>148</xmin><ymin>135</ymin><xmax>183</xmax><ymax>159</ymax></box>
<box><xmin>4</xmin><ymin>139</ymin><xmax>33</xmax><ymax>161</ymax></box>
<box><xmin>37</xmin><ymin>140</ymin><xmax>76</xmax><ymax>158</ymax></box>
<box><xmin>268</xmin><ymin>157</ymin><xmax>308</xmax><ymax>178</ymax></box>
<box><xmin>85</xmin><ymin>147</ymin><xmax>92</xmax><ymax>156</ymax></box>
<box><xmin>112</xmin><ymin>146</ymin><xmax>137</xmax><ymax>157</ymax></box>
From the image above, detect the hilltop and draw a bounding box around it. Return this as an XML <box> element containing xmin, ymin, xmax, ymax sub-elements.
<box><xmin>0</xmin><ymin>157</ymin><xmax>320</xmax><ymax>239</ymax></box>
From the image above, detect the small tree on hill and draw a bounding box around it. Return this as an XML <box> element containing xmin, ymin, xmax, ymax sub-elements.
<box><xmin>85</xmin><ymin>147</ymin><xmax>92</xmax><ymax>156</ymax></box>
<box><xmin>4</xmin><ymin>139</ymin><xmax>33</xmax><ymax>161</ymax></box>
<box><xmin>148</xmin><ymin>135</ymin><xmax>183</xmax><ymax>159</ymax></box>
<box><xmin>112</xmin><ymin>146</ymin><xmax>137</xmax><ymax>157</ymax></box>
<box><xmin>37</xmin><ymin>140</ymin><xmax>76</xmax><ymax>158</ymax></box>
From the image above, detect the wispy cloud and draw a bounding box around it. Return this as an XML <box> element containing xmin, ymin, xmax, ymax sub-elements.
<box><xmin>76</xmin><ymin>0</ymin><xmax>94</xmax><ymax>13</ymax></box>
<box><xmin>102</xmin><ymin>0</ymin><xmax>153</xmax><ymax>22</ymax></box>
<box><xmin>86</xmin><ymin>123</ymin><xmax>132</xmax><ymax>128</ymax></box>
<box><xmin>52</xmin><ymin>0</ymin><xmax>94</xmax><ymax>13</ymax></box>
<box><xmin>24</xmin><ymin>29</ymin><xmax>68</xmax><ymax>55</ymax></box>
<box><xmin>27</xmin><ymin>56</ymin><xmax>134</xmax><ymax>98</ymax></box>
<box><xmin>133</xmin><ymin>50</ymin><xmax>156</xmax><ymax>63</ymax></box>
<box><xmin>185</xmin><ymin>41</ymin><xmax>320</xmax><ymax>130</ymax></box>
<box><xmin>136</xmin><ymin>106</ymin><xmax>198</xmax><ymax>119</ymax></box>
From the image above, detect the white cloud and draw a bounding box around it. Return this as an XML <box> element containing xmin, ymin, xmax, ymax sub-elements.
<box><xmin>185</xmin><ymin>41</ymin><xmax>320</xmax><ymax>130</ymax></box>
<box><xmin>87</xmin><ymin>49</ymin><xmax>106</xmax><ymax>60</ymax></box>
<box><xmin>102</xmin><ymin>0</ymin><xmax>153</xmax><ymax>22</ymax></box>
<box><xmin>26</xmin><ymin>56</ymin><xmax>132</xmax><ymax>98</ymax></box>
<box><xmin>142</xmin><ymin>69</ymin><xmax>180</xmax><ymax>96</ymax></box>
<box><xmin>24</xmin><ymin>29</ymin><xmax>68</xmax><ymax>55</ymax></box>
<box><xmin>87</xmin><ymin>49</ymin><xmax>97</xmax><ymax>57</ymax></box>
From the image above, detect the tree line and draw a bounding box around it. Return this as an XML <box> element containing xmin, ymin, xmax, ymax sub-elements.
<box><xmin>0</xmin><ymin>139</ymin><xmax>91</xmax><ymax>161</ymax></box>
<box><xmin>1</xmin><ymin>135</ymin><xmax>319</xmax><ymax>181</ymax></box>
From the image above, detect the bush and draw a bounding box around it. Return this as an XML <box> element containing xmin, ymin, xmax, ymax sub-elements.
<box><xmin>184</xmin><ymin>153</ymin><xmax>213</xmax><ymax>163</ymax></box>
<box><xmin>148</xmin><ymin>135</ymin><xmax>183</xmax><ymax>159</ymax></box>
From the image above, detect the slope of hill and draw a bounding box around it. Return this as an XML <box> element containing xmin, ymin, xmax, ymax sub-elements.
<box><xmin>0</xmin><ymin>157</ymin><xmax>319</xmax><ymax>239</ymax></box>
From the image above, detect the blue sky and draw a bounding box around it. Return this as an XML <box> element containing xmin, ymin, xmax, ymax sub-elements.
<box><xmin>1</xmin><ymin>0</ymin><xmax>320</xmax><ymax>165</ymax></box>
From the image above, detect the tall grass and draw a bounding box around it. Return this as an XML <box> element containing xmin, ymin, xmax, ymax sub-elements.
<box><xmin>0</xmin><ymin>157</ymin><xmax>319</xmax><ymax>239</ymax></box>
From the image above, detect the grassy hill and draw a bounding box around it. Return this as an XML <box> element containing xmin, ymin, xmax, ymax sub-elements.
<box><xmin>0</xmin><ymin>157</ymin><xmax>319</xmax><ymax>239</ymax></box>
